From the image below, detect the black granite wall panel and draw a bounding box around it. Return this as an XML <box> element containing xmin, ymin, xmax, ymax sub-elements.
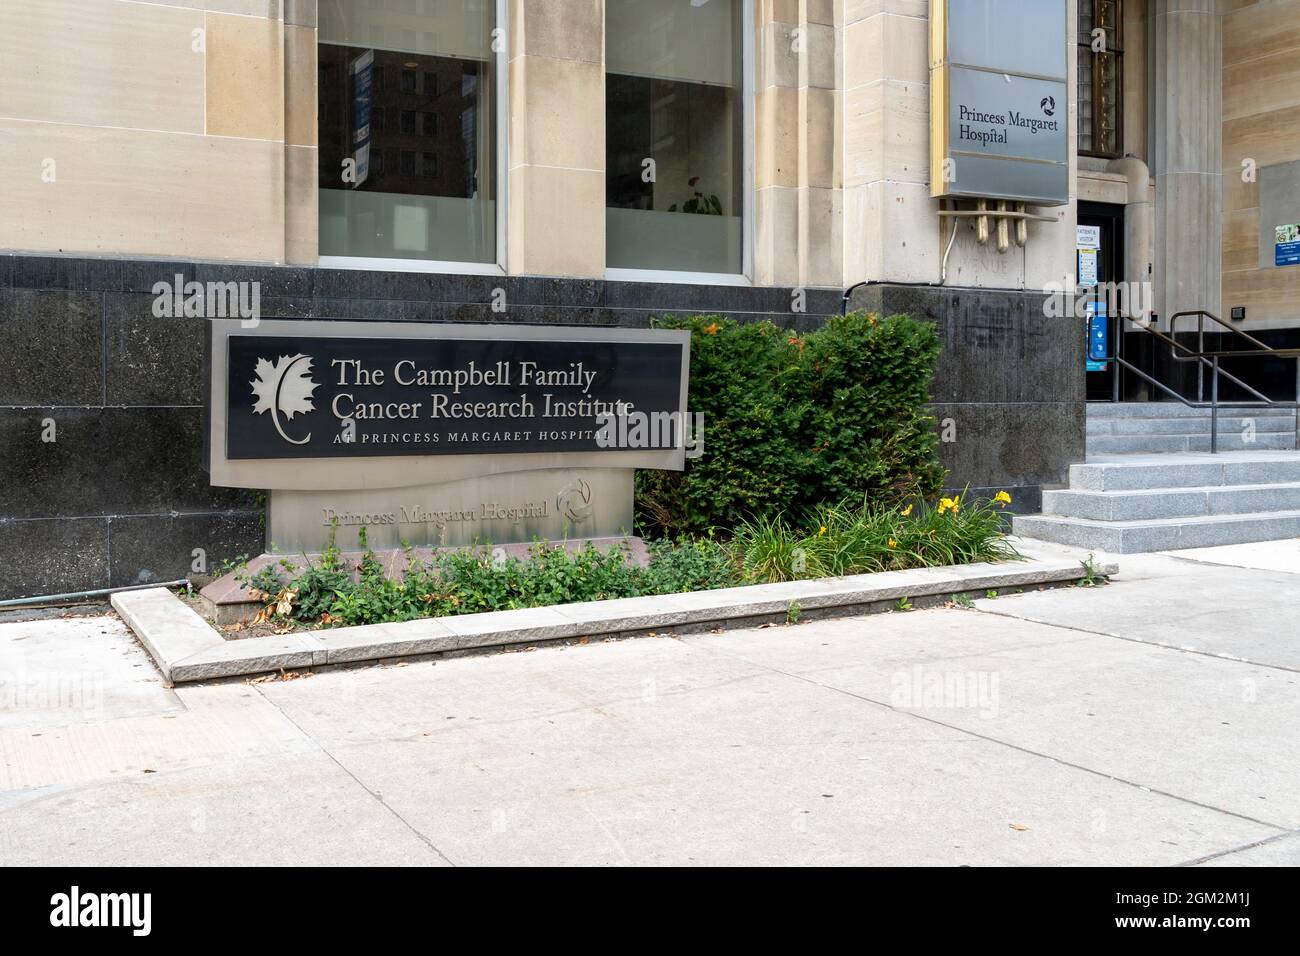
<box><xmin>849</xmin><ymin>284</ymin><xmax>1086</xmax><ymax>509</ymax></box>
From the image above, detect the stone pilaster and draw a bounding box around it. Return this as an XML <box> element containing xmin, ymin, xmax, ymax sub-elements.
<box><xmin>506</xmin><ymin>0</ymin><xmax>605</xmax><ymax>278</ymax></box>
<box><xmin>1150</xmin><ymin>0</ymin><xmax>1223</xmax><ymax>319</ymax></box>
<box><xmin>754</xmin><ymin>0</ymin><xmax>841</xmax><ymax>288</ymax></box>
<box><xmin>284</xmin><ymin>0</ymin><xmax>318</xmax><ymax>265</ymax></box>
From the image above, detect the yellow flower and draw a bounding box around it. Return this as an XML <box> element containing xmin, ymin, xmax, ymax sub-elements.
<box><xmin>888</xmin><ymin>538</ymin><xmax>897</xmax><ymax>549</ymax></box>
<box><xmin>901</xmin><ymin>503</ymin><xmax>913</xmax><ymax>517</ymax></box>
<box><xmin>703</xmin><ymin>322</ymin><xmax>720</xmax><ymax>335</ymax></box>
<box><xmin>994</xmin><ymin>491</ymin><xmax>1012</xmax><ymax>508</ymax></box>
<box><xmin>937</xmin><ymin>495</ymin><xmax>961</xmax><ymax>515</ymax></box>
<box><xmin>818</xmin><ymin>526</ymin><xmax>827</xmax><ymax>536</ymax></box>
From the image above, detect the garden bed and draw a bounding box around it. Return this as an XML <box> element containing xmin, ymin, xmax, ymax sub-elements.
<box><xmin>109</xmin><ymin>312</ymin><xmax>1120</xmax><ymax>684</ymax></box>
<box><xmin>204</xmin><ymin>490</ymin><xmax>1020</xmax><ymax>633</ymax></box>
<box><xmin>113</xmin><ymin>539</ymin><xmax>1116</xmax><ymax>684</ymax></box>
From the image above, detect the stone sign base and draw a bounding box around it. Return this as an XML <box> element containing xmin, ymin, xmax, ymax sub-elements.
<box><xmin>266</xmin><ymin>467</ymin><xmax>635</xmax><ymax>554</ymax></box>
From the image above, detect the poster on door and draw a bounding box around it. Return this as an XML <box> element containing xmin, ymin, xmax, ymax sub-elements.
<box><xmin>1077</xmin><ymin>225</ymin><xmax>1100</xmax><ymax>288</ymax></box>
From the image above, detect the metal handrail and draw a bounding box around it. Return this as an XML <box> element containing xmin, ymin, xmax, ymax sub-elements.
<box><xmin>1168</xmin><ymin>310</ymin><xmax>1300</xmax><ymax>360</ymax></box>
<box><xmin>1088</xmin><ymin>309</ymin><xmax>1299</xmax><ymax>453</ymax></box>
<box><xmin>1168</xmin><ymin>310</ymin><xmax>1300</xmax><ymax>406</ymax></box>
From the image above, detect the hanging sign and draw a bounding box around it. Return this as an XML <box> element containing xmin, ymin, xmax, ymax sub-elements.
<box><xmin>930</xmin><ymin>0</ymin><xmax>1070</xmax><ymax>205</ymax></box>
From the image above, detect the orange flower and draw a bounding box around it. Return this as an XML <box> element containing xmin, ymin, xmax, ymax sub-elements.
<box><xmin>703</xmin><ymin>322</ymin><xmax>720</xmax><ymax>335</ymax></box>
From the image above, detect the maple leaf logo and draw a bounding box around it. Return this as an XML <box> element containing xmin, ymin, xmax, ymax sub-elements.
<box><xmin>250</xmin><ymin>354</ymin><xmax>318</xmax><ymax>445</ymax></box>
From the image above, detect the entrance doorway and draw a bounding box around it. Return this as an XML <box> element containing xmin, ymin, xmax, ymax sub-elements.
<box><xmin>1079</xmin><ymin>201</ymin><xmax>1124</xmax><ymax>402</ymax></box>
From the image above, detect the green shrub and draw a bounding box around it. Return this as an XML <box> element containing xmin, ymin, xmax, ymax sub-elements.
<box><xmin>635</xmin><ymin>312</ymin><xmax>944</xmax><ymax>536</ymax></box>
<box><xmin>785</xmin><ymin>311</ymin><xmax>944</xmax><ymax>504</ymax></box>
<box><xmin>636</xmin><ymin>316</ymin><xmax>806</xmax><ymax>534</ymax></box>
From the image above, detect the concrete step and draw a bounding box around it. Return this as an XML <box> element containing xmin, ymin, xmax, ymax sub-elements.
<box><xmin>1086</xmin><ymin>402</ymin><xmax>1296</xmax><ymax>419</ymax></box>
<box><xmin>1087</xmin><ymin>416</ymin><xmax>1295</xmax><ymax>436</ymax></box>
<box><xmin>1013</xmin><ymin>510</ymin><xmax>1300</xmax><ymax>554</ymax></box>
<box><xmin>1043</xmin><ymin>482</ymin><xmax>1300</xmax><ymax>521</ymax></box>
<box><xmin>1086</xmin><ymin>432</ymin><xmax>1296</xmax><ymax>454</ymax></box>
<box><xmin>1069</xmin><ymin>454</ymin><xmax>1300</xmax><ymax>491</ymax></box>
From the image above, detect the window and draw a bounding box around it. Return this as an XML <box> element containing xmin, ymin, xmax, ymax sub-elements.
<box><xmin>317</xmin><ymin>1</ymin><xmax>499</xmax><ymax>266</ymax></box>
<box><xmin>605</xmin><ymin>0</ymin><xmax>746</xmax><ymax>276</ymax></box>
<box><xmin>1078</xmin><ymin>0</ymin><xmax>1123</xmax><ymax>158</ymax></box>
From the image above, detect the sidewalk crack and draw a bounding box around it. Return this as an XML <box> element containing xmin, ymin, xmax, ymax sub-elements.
<box><xmin>251</xmin><ymin>685</ymin><xmax>457</xmax><ymax>866</ymax></box>
<box><xmin>681</xmin><ymin>638</ymin><xmax>1293</xmax><ymax>834</ymax></box>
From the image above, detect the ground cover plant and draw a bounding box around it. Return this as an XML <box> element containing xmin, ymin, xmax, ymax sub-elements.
<box><xmin>241</xmin><ymin>493</ymin><xmax>1017</xmax><ymax>628</ymax></box>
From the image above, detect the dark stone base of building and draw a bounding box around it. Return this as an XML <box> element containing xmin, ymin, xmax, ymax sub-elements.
<box><xmin>0</xmin><ymin>256</ymin><xmax>1084</xmax><ymax>600</ymax></box>
<box><xmin>849</xmin><ymin>283</ymin><xmax>1085</xmax><ymax>515</ymax></box>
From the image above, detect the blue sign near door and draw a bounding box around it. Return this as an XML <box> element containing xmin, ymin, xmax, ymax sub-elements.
<box><xmin>1086</xmin><ymin>300</ymin><xmax>1108</xmax><ymax>372</ymax></box>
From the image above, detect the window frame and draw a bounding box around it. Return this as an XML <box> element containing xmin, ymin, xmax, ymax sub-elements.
<box><xmin>603</xmin><ymin>0</ymin><xmax>755</xmax><ymax>286</ymax></box>
<box><xmin>317</xmin><ymin>0</ymin><xmax>509</xmax><ymax>277</ymax></box>
<box><xmin>1077</xmin><ymin>0</ymin><xmax>1124</xmax><ymax>160</ymax></box>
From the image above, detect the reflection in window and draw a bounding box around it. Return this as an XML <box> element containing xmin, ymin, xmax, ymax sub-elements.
<box><xmin>317</xmin><ymin>1</ymin><xmax>496</xmax><ymax>264</ymax></box>
<box><xmin>606</xmin><ymin>0</ymin><xmax>743</xmax><ymax>274</ymax></box>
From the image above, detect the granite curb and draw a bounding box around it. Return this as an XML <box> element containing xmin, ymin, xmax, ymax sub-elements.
<box><xmin>112</xmin><ymin>551</ymin><xmax>1118</xmax><ymax>683</ymax></box>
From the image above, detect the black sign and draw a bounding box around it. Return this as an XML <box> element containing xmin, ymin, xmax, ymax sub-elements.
<box><xmin>223</xmin><ymin>334</ymin><xmax>685</xmax><ymax>459</ymax></box>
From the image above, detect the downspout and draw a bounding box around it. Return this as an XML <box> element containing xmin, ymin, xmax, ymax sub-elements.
<box><xmin>0</xmin><ymin>580</ymin><xmax>190</xmax><ymax>610</ymax></box>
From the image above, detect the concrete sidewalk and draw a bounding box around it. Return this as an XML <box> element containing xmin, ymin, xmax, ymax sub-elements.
<box><xmin>1</xmin><ymin>545</ymin><xmax>1297</xmax><ymax>866</ymax></box>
